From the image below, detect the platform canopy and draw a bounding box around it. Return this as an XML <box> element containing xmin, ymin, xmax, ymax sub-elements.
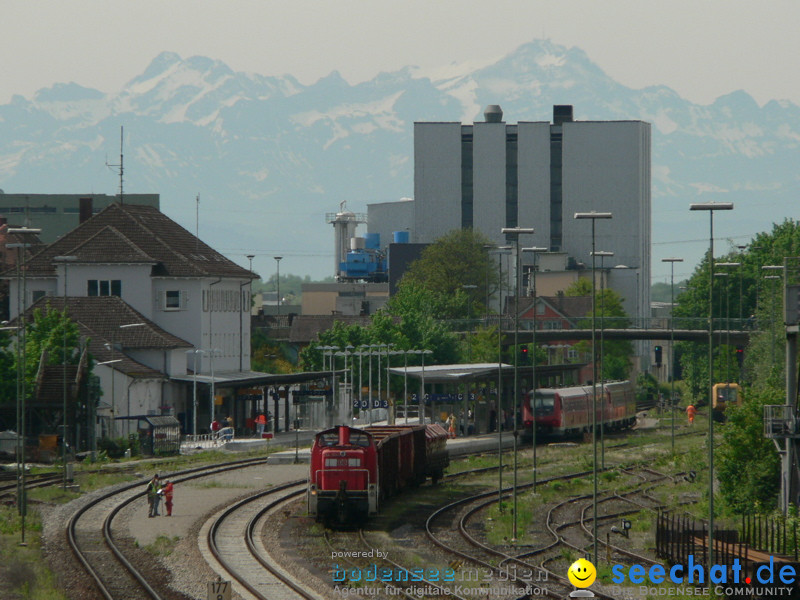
<box><xmin>389</xmin><ymin>362</ymin><xmax>514</xmax><ymax>384</ymax></box>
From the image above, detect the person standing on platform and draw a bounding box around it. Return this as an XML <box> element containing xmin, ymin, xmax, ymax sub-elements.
<box><xmin>255</xmin><ymin>413</ymin><xmax>267</xmax><ymax>437</ymax></box>
<box><xmin>147</xmin><ymin>474</ymin><xmax>160</xmax><ymax>517</ymax></box>
<box><xmin>161</xmin><ymin>479</ymin><xmax>174</xmax><ymax>516</ymax></box>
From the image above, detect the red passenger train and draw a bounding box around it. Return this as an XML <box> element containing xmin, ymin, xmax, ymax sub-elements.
<box><xmin>522</xmin><ymin>380</ymin><xmax>636</xmax><ymax>438</ymax></box>
<box><xmin>307</xmin><ymin>424</ymin><xmax>449</xmax><ymax>525</ymax></box>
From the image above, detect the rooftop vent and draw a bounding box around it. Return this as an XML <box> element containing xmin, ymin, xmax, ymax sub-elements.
<box><xmin>484</xmin><ymin>105</ymin><xmax>503</xmax><ymax>123</ymax></box>
<box><xmin>553</xmin><ymin>105</ymin><xmax>573</xmax><ymax>125</ymax></box>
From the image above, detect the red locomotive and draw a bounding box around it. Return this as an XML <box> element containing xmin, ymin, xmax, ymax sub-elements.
<box><xmin>522</xmin><ymin>380</ymin><xmax>636</xmax><ymax>438</ymax></box>
<box><xmin>307</xmin><ymin>424</ymin><xmax>449</xmax><ymax>524</ymax></box>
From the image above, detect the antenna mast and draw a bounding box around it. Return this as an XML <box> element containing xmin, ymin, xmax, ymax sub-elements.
<box><xmin>196</xmin><ymin>194</ymin><xmax>200</xmax><ymax>251</ymax></box>
<box><xmin>105</xmin><ymin>126</ymin><xmax>124</xmax><ymax>204</ymax></box>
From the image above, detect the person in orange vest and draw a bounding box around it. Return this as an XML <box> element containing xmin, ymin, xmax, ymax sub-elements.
<box><xmin>255</xmin><ymin>413</ymin><xmax>267</xmax><ymax>437</ymax></box>
<box><xmin>686</xmin><ymin>404</ymin><xmax>696</xmax><ymax>425</ymax></box>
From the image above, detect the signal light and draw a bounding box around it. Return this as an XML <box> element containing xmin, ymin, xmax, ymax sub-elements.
<box><xmin>520</xmin><ymin>346</ymin><xmax>530</xmax><ymax>364</ymax></box>
<box><xmin>654</xmin><ymin>345</ymin><xmax>663</xmax><ymax>367</ymax></box>
<box><xmin>736</xmin><ymin>345</ymin><xmax>744</xmax><ymax>369</ymax></box>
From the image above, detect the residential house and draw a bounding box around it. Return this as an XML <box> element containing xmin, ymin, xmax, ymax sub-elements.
<box><xmin>3</xmin><ymin>203</ymin><xmax>258</xmax><ymax>435</ymax></box>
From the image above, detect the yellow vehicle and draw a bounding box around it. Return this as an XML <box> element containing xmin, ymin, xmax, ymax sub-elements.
<box><xmin>712</xmin><ymin>383</ymin><xmax>742</xmax><ymax>420</ymax></box>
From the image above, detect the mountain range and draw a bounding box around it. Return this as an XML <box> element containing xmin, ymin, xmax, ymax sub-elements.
<box><xmin>0</xmin><ymin>39</ymin><xmax>797</xmax><ymax>282</ymax></box>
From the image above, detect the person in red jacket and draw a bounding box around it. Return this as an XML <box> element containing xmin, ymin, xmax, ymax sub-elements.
<box><xmin>161</xmin><ymin>480</ymin><xmax>174</xmax><ymax>516</ymax></box>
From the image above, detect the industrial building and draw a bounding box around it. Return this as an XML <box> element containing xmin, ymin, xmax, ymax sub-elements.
<box><xmin>368</xmin><ymin>104</ymin><xmax>651</xmax><ymax>361</ymax></box>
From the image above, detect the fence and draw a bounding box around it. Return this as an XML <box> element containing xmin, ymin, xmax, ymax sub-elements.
<box><xmin>656</xmin><ymin>510</ymin><xmax>800</xmax><ymax>569</ymax></box>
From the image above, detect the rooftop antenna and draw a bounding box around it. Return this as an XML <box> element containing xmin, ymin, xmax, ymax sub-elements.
<box><xmin>196</xmin><ymin>194</ymin><xmax>200</xmax><ymax>251</ymax></box>
<box><xmin>105</xmin><ymin>126</ymin><xmax>124</xmax><ymax>204</ymax></box>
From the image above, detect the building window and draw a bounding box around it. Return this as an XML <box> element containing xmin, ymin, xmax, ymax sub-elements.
<box><xmin>88</xmin><ymin>279</ymin><xmax>121</xmax><ymax>297</ymax></box>
<box><xmin>31</xmin><ymin>290</ymin><xmax>47</xmax><ymax>303</ymax></box>
<box><xmin>161</xmin><ymin>290</ymin><xmax>187</xmax><ymax>311</ymax></box>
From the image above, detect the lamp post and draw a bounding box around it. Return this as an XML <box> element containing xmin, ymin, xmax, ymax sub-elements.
<box><xmin>388</xmin><ymin>349</ymin><xmax>401</xmax><ymax>425</ymax></box>
<box><xmin>53</xmin><ymin>256</ymin><xmax>77</xmax><ymax>485</ymax></box>
<box><xmin>190</xmin><ymin>349</ymin><xmax>207</xmax><ymax>436</ymax></box>
<box><xmin>690</xmin><ymin>200</ymin><xmax>734</xmax><ymax>568</ymax></box>
<box><xmin>8</xmin><ymin>226</ymin><xmax>41</xmax><ymax>545</ymax></box>
<box><xmin>573</xmin><ymin>211</ymin><xmax>613</xmax><ymax>565</ymax></box>
<box><xmin>590</xmin><ymin>250</ymin><xmax>614</xmax><ymax>470</ymax></box>
<box><xmin>662</xmin><ymin>257</ymin><xmax>684</xmax><ymax>453</ymax></box>
<box><xmin>500</xmin><ymin>226</ymin><xmax>535</xmax><ymax>542</ymax></box>
<box><xmin>402</xmin><ymin>350</ymin><xmax>409</xmax><ymax>424</ymax></box>
<box><xmin>522</xmin><ymin>246</ymin><xmax>547</xmax><ymax>491</ymax></box>
<box><xmin>462</xmin><ymin>284</ymin><xmax>478</xmax><ymax>363</ymax></box>
<box><xmin>490</xmin><ymin>246</ymin><xmax>512</xmax><ymax>510</ymax></box>
<box><xmin>317</xmin><ymin>345</ymin><xmax>339</xmax><ymax>427</ymax></box>
<box><xmin>420</xmin><ymin>349</ymin><xmax>432</xmax><ymax>425</ymax></box>
<box><xmin>240</xmin><ymin>254</ymin><xmax>255</xmax><ymax>373</ymax></box>
<box><xmin>274</xmin><ymin>256</ymin><xmax>283</xmax><ymax>320</ymax></box>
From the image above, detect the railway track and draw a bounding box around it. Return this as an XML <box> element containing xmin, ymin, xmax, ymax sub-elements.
<box><xmin>203</xmin><ymin>480</ymin><xmax>324</xmax><ymax>600</ymax></box>
<box><xmin>67</xmin><ymin>457</ymin><xmax>272</xmax><ymax>600</ymax></box>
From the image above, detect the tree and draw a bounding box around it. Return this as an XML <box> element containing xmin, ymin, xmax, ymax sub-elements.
<box><xmin>20</xmin><ymin>304</ymin><xmax>81</xmax><ymax>391</ymax></box>
<box><xmin>401</xmin><ymin>229</ymin><xmax>499</xmax><ymax>317</ymax></box>
<box><xmin>716</xmin><ymin>385</ymin><xmax>781</xmax><ymax>513</ymax></box>
<box><xmin>565</xmin><ymin>277</ymin><xmax>634</xmax><ymax>381</ymax></box>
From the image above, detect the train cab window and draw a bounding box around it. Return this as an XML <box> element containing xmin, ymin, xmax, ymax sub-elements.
<box><xmin>534</xmin><ymin>393</ymin><xmax>555</xmax><ymax>415</ymax></box>
<box><xmin>318</xmin><ymin>433</ymin><xmax>338</xmax><ymax>447</ymax></box>
<box><xmin>348</xmin><ymin>432</ymin><xmax>370</xmax><ymax>447</ymax></box>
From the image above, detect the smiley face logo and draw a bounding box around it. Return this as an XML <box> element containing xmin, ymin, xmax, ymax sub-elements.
<box><xmin>567</xmin><ymin>558</ymin><xmax>596</xmax><ymax>588</ymax></box>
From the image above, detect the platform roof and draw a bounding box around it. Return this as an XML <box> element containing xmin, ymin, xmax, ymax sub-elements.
<box><xmin>389</xmin><ymin>363</ymin><xmax>514</xmax><ymax>383</ymax></box>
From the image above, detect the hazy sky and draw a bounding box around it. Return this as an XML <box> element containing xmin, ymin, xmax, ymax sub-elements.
<box><xmin>3</xmin><ymin>1</ymin><xmax>797</xmax><ymax>283</ymax></box>
<box><xmin>3</xmin><ymin>0</ymin><xmax>799</xmax><ymax>108</ymax></box>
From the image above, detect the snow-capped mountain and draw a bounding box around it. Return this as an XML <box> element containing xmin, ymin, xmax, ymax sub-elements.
<box><xmin>0</xmin><ymin>39</ymin><xmax>797</xmax><ymax>281</ymax></box>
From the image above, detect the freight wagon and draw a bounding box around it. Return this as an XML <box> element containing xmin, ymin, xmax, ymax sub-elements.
<box><xmin>307</xmin><ymin>424</ymin><xmax>449</xmax><ymax>525</ymax></box>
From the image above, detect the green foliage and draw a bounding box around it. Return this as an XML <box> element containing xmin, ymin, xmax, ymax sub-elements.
<box><xmin>675</xmin><ymin>218</ymin><xmax>800</xmax><ymax>394</ymax></box>
<box><xmin>716</xmin><ymin>385</ymin><xmax>781</xmax><ymax>513</ymax></box>
<box><xmin>400</xmin><ymin>229</ymin><xmax>498</xmax><ymax>317</ymax></box>
<box><xmin>251</xmin><ymin>329</ymin><xmax>296</xmax><ymax>374</ymax></box>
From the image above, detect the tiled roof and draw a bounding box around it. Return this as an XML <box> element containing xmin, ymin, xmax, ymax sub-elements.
<box><xmin>6</xmin><ymin>203</ymin><xmax>253</xmax><ymax>279</ymax></box>
<box><xmin>16</xmin><ymin>296</ymin><xmax>188</xmax><ymax>379</ymax></box>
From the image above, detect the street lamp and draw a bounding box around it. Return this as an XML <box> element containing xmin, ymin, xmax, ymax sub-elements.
<box><xmin>240</xmin><ymin>254</ymin><xmax>256</xmax><ymax>372</ymax></box>
<box><xmin>591</xmin><ymin>250</ymin><xmax>614</xmax><ymax>470</ymax></box>
<box><xmin>317</xmin><ymin>345</ymin><xmax>339</xmax><ymax>426</ymax></box>
<box><xmin>190</xmin><ymin>348</ymin><xmax>207</xmax><ymax>436</ymax></box>
<box><xmin>274</xmin><ymin>256</ymin><xmax>283</xmax><ymax>320</ymax></box>
<box><xmin>419</xmin><ymin>349</ymin><xmax>432</xmax><ymax>425</ymax></box>
<box><xmin>53</xmin><ymin>256</ymin><xmax>77</xmax><ymax>485</ymax></box>
<box><xmin>662</xmin><ymin>257</ymin><xmax>684</xmax><ymax>453</ymax></box>
<box><xmin>689</xmin><ymin>200</ymin><xmax>734</xmax><ymax>568</ymax></box>
<box><xmin>500</xmin><ymin>226</ymin><xmax>535</xmax><ymax>542</ymax></box>
<box><xmin>522</xmin><ymin>246</ymin><xmax>547</xmax><ymax>492</ymax></box>
<box><xmin>490</xmin><ymin>246</ymin><xmax>512</xmax><ymax>509</ymax></box>
<box><xmin>8</xmin><ymin>226</ymin><xmax>41</xmax><ymax>546</ymax></box>
<box><xmin>462</xmin><ymin>284</ymin><xmax>478</xmax><ymax>363</ymax></box>
<box><xmin>574</xmin><ymin>210</ymin><xmax>613</xmax><ymax>564</ymax></box>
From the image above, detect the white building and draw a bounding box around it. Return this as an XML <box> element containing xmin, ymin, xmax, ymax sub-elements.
<box><xmin>4</xmin><ymin>203</ymin><xmax>258</xmax><ymax>435</ymax></box>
